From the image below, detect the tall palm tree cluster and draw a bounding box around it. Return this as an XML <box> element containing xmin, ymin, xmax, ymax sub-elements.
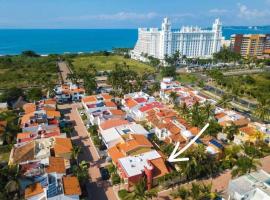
<box><xmin>177</xmin><ymin>145</ymin><xmax>221</xmax><ymax>181</ymax></box>
<box><xmin>176</xmin><ymin>102</ymin><xmax>222</xmax><ymax>137</ymax></box>
<box><xmin>108</xmin><ymin>63</ymin><xmax>153</xmax><ymax>97</ymax></box>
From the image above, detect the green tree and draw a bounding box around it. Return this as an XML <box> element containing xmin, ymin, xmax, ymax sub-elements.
<box><xmin>231</xmin><ymin>156</ymin><xmax>260</xmax><ymax>177</ymax></box>
<box><xmin>26</xmin><ymin>88</ymin><xmax>43</xmax><ymax>102</ymax></box>
<box><xmin>124</xmin><ymin>179</ymin><xmax>148</xmax><ymax>200</ymax></box>
<box><xmin>253</xmin><ymin>95</ymin><xmax>270</xmax><ymax>121</ymax></box>
<box><xmin>72</xmin><ymin>145</ymin><xmax>82</xmax><ymax>166</ymax></box>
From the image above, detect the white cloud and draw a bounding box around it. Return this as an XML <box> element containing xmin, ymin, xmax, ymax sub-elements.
<box><xmin>237</xmin><ymin>3</ymin><xmax>270</xmax><ymax>19</ymax></box>
<box><xmin>209</xmin><ymin>8</ymin><xmax>228</xmax><ymax>14</ymax></box>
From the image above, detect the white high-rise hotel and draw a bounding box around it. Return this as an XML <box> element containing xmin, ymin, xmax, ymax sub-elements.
<box><xmin>131</xmin><ymin>18</ymin><xmax>223</xmax><ymax>60</ymax></box>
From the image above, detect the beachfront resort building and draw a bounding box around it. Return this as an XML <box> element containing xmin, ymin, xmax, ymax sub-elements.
<box><xmin>131</xmin><ymin>18</ymin><xmax>223</xmax><ymax>61</ymax></box>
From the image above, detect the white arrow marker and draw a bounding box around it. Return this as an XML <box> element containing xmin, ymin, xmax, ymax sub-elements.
<box><xmin>168</xmin><ymin>123</ymin><xmax>209</xmax><ymax>163</ymax></box>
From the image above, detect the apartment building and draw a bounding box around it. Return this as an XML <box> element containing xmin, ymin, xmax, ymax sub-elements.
<box><xmin>230</xmin><ymin>34</ymin><xmax>270</xmax><ymax>57</ymax></box>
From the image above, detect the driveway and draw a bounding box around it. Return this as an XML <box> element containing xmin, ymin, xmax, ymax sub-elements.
<box><xmin>59</xmin><ymin>103</ymin><xmax>117</xmax><ymax>200</ymax></box>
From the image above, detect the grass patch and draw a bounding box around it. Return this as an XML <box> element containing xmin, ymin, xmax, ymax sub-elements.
<box><xmin>176</xmin><ymin>73</ymin><xmax>197</xmax><ymax>84</ymax></box>
<box><xmin>72</xmin><ymin>55</ymin><xmax>154</xmax><ymax>74</ymax></box>
<box><xmin>0</xmin><ymin>55</ymin><xmax>58</xmax><ymax>89</ymax></box>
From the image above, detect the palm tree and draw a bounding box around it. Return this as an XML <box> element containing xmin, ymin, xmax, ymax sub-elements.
<box><xmin>224</xmin><ymin>124</ymin><xmax>239</xmax><ymax>141</ymax></box>
<box><xmin>124</xmin><ymin>179</ymin><xmax>148</xmax><ymax>200</ymax></box>
<box><xmin>254</xmin><ymin>96</ymin><xmax>270</xmax><ymax>122</ymax></box>
<box><xmin>231</xmin><ymin>156</ymin><xmax>261</xmax><ymax>177</ymax></box>
<box><xmin>72</xmin><ymin>145</ymin><xmax>82</xmax><ymax>166</ymax></box>
<box><xmin>72</xmin><ymin>161</ymin><xmax>89</xmax><ymax>184</ymax></box>
<box><xmin>222</xmin><ymin>145</ymin><xmax>241</xmax><ymax>169</ymax></box>
<box><xmin>204</xmin><ymin>102</ymin><xmax>213</xmax><ymax>120</ymax></box>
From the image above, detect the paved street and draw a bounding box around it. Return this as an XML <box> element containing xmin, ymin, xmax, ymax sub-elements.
<box><xmin>59</xmin><ymin>103</ymin><xmax>117</xmax><ymax>200</ymax></box>
<box><xmin>58</xmin><ymin>61</ymin><xmax>72</xmax><ymax>83</ymax></box>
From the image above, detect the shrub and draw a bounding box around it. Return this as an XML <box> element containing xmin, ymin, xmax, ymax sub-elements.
<box><xmin>111</xmin><ymin>174</ymin><xmax>120</xmax><ymax>185</ymax></box>
<box><xmin>118</xmin><ymin>189</ymin><xmax>129</xmax><ymax>200</ymax></box>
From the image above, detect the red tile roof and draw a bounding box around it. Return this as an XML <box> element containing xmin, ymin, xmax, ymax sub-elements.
<box><xmin>100</xmin><ymin>119</ymin><xmax>129</xmax><ymax>130</ymax></box>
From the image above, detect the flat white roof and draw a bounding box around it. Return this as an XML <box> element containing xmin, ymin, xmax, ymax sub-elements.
<box><xmin>115</xmin><ymin>123</ymin><xmax>148</xmax><ymax>136</ymax></box>
<box><xmin>100</xmin><ymin>128</ymin><xmax>123</xmax><ymax>144</ymax></box>
<box><xmin>118</xmin><ymin>150</ymin><xmax>161</xmax><ymax>177</ymax></box>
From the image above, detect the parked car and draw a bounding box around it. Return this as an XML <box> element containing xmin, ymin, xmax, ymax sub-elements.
<box><xmin>99</xmin><ymin>167</ymin><xmax>110</xmax><ymax>180</ymax></box>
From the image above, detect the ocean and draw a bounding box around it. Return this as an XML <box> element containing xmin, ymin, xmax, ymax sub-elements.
<box><xmin>0</xmin><ymin>26</ymin><xmax>270</xmax><ymax>55</ymax></box>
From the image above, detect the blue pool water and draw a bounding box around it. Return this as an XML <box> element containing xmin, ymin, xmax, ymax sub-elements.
<box><xmin>0</xmin><ymin>26</ymin><xmax>269</xmax><ymax>55</ymax></box>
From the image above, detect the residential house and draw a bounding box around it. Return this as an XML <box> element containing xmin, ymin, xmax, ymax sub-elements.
<box><xmin>234</xmin><ymin>126</ymin><xmax>263</xmax><ymax>145</ymax></box>
<box><xmin>99</xmin><ymin>119</ymin><xmax>149</xmax><ymax>148</ymax></box>
<box><xmin>54</xmin><ymin>82</ymin><xmax>85</xmax><ymax>103</ymax></box>
<box><xmin>108</xmin><ymin>134</ymin><xmax>153</xmax><ymax>164</ymax></box>
<box><xmin>117</xmin><ymin>150</ymin><xmax>169</xmax><ymax>191</ymax></box>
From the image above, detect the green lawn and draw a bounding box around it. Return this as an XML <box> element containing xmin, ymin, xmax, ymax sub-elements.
<box><xmin>72</xmin><ymin>55</ymin><xmax>154</xmax><ymax>74</ymax></box>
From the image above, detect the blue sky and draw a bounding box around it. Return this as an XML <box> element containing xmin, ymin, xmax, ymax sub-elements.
<box><xmin>0</xmin><ymin>0</ymin><xmax>269</xmax><ymax>28</ymax></box>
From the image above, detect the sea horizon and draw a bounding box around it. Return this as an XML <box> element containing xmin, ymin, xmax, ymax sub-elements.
<box><xmin>0</xmin><ymin>26</ymin><xmax>270</xmax><ymax>55</ymax></box>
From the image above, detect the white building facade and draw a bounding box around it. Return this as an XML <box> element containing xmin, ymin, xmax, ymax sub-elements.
<box><xmin>131</xmin><ymin>18</ymin><xmax>223</xmax><ymax>60</ymax></box>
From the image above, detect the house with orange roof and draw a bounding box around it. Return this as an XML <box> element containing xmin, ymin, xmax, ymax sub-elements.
<box><xmin>108</xmin><ymin>134</ymin><xmax>153</xmax><ymax>164</ymax></box>
<box><xmin>100</xmin><ymin>121</ymin><xmax>149</xmax><ymax>148</ymax></box>
<box><xmin>234</xmin><ymin>126</ymin><xmax>263</xmax><ymax>145</ymax></box>
<box><xmin>89</xmin><ymin>108</ymin><xmax>126</xmax><ymax>126</ymax></box>
<box><xmin>53</xmin><ymin>138</ymin><xmax>73</xmax><ymax>159</ymax></box>
<box><xmin>23</xmin><ymin>103</ymin><xmax>36</xmax><ymax>114</ymax></box>
<box><xmin>54</xmin><ymin>82</ymin><xmax>85</xmax><ymax>103</ymax></box>
<box><xmin>24</xmin><ymin>175</ymin><xmax>81</xmax><ymax>200</ymax></box>
<box><xmin>24</xmin><ymin>182</ymin><xmax>46</xmax><ymax>200</ymax></box>
<box><xmin>117</xmin><ymin>150</ymin><xmax>169</xmax><ymax>191</ymax></box>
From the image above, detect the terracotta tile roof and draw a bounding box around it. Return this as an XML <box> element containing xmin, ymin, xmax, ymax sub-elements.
<box><xmin>239</xmin><ymin>126</ymin><xmax>257</xmax><ymax>136</ymax></box>
<box><xmin>108</xmin><ymin>146</ymin><xmax>125</xmax><ymax>164</ymax></box>
<box><xmin>46</xmin><ymin>157</ymin><xmax>66</xmax><ymax>174</ymax></box>
<box><xmin>46</xmin><ymin>110</ymin><xmax>61</xmax><ymax>118</ymax></box>
<box><xmin>25</xmin><ymin>183</ymin><xmax>44</xmax><ymax>199</ymax></box>
<box><xmin>119</xmin><ymin>134</ymin><xmax>153</xmax><ymax>153</ymax></box>
<box><xmin>17</xmin><ymin>132</ymin><xmax>32</xmax><ymax>139</ymax></box>
<box><xmin>169</xmin><ymin>134</ymin><xmax>186</xmax><ymax>143</ymax></box>
<box><xmin>100</xmin><ymin>119</ymin><xmax>129</xmax><ymax>130</ymax></box>
<box><xmin>219</xmin><ymin>120</ymin><xmax>232</xmax><ymax>127</ymax></box>
<box><xmin>150</xmin><ymin>157</ymin><xmax>170</xmax><ymax>178</ymax></box>
<box><xmin>101</xmin><ymin>93</ymin><xmax>112</xmax><ymax>100</ymax></box>
<box><xmin>62</xmin><ymin>176</ymin><xmax>82</xmax><ymax>196</ymax></box>
<box><xmin>125</xmin><ymin>98</ymin><xmax>138</xmax><ymax>108</ymax></box>
<box><xmin>110</xmin><ymin>109</ymin><xmax>125</xmax><ymax>116</ymax></box>
<box><xmin>108</xmin><ymin>134</ymin><xmax>153</xmax><ymax>163</ymax></box>
<box><xmin>189</xmin><ymin>127</ymin><xmax>201</xmax><ymax>135</ymax></box>
<box><xmin>233</xmin><ymin>118</ymin><xmax>250</xmax><ymax>127</ymax></box>
<box><xmin>105</xmin><ymin>101</ymin><xmax>117</xmax><ymax>107</ymax></box>
<box><xmin>44</xmin><ymin>99</ymin><xmax>56</xmax><ymax>105</ymax></box>
<box><xmin>20</xmin><ymin>112</ymin><xmax>35</xmax><ymax>125</ymax></box>
<box><xmin>134</xmin><ymin>97</ymin><xmax>147</xmax><ymax>103</ymax></box>
<box><xmin>167</xmin><ymin>123</ymin><xmax>180</xmax><ymax>135</ymax></box>
<box><xmin>54</xmin><ymin>138</ymin><xmax>73</xmax><ymax>155</ymax></box>
<box><xmin>23</xmin><ymin>103</ymin><xmax>36</xmax><ymax>114</ymax></box>
<box><xmin>82</xmin><ymin>95</ymin><xmax>97</xmax><ymax>104</ymax></box>
<box><xmin>11</xmin><ymin>141</ymin><xmax>35</xmax><ymax>164</ymax></box>
<box><xmin>215</xmin><ymin>112</ymin><xmax>226</xmax><ymax>119</ymax></box>
<box><xmin>70</xmin><ymin>88</ymin><xmax>85</xmax><ymax>93</ymax></box>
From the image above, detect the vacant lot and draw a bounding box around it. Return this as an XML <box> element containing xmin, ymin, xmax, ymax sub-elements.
<box><xmin>72</xmin><ymin>55</ymin><xmax>154</xmax><ymax>74</ymax></box>
<box><xmin>0</xmin><ymin>56</ymin><xmax>58</xmax><ymax>89</ymax></box>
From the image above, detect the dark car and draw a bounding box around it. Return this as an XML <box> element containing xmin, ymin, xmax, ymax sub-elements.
<box><xmin>99</xmin><ymin>167</ymin><xmax>110</xmax><ymax>180</ymax></box>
